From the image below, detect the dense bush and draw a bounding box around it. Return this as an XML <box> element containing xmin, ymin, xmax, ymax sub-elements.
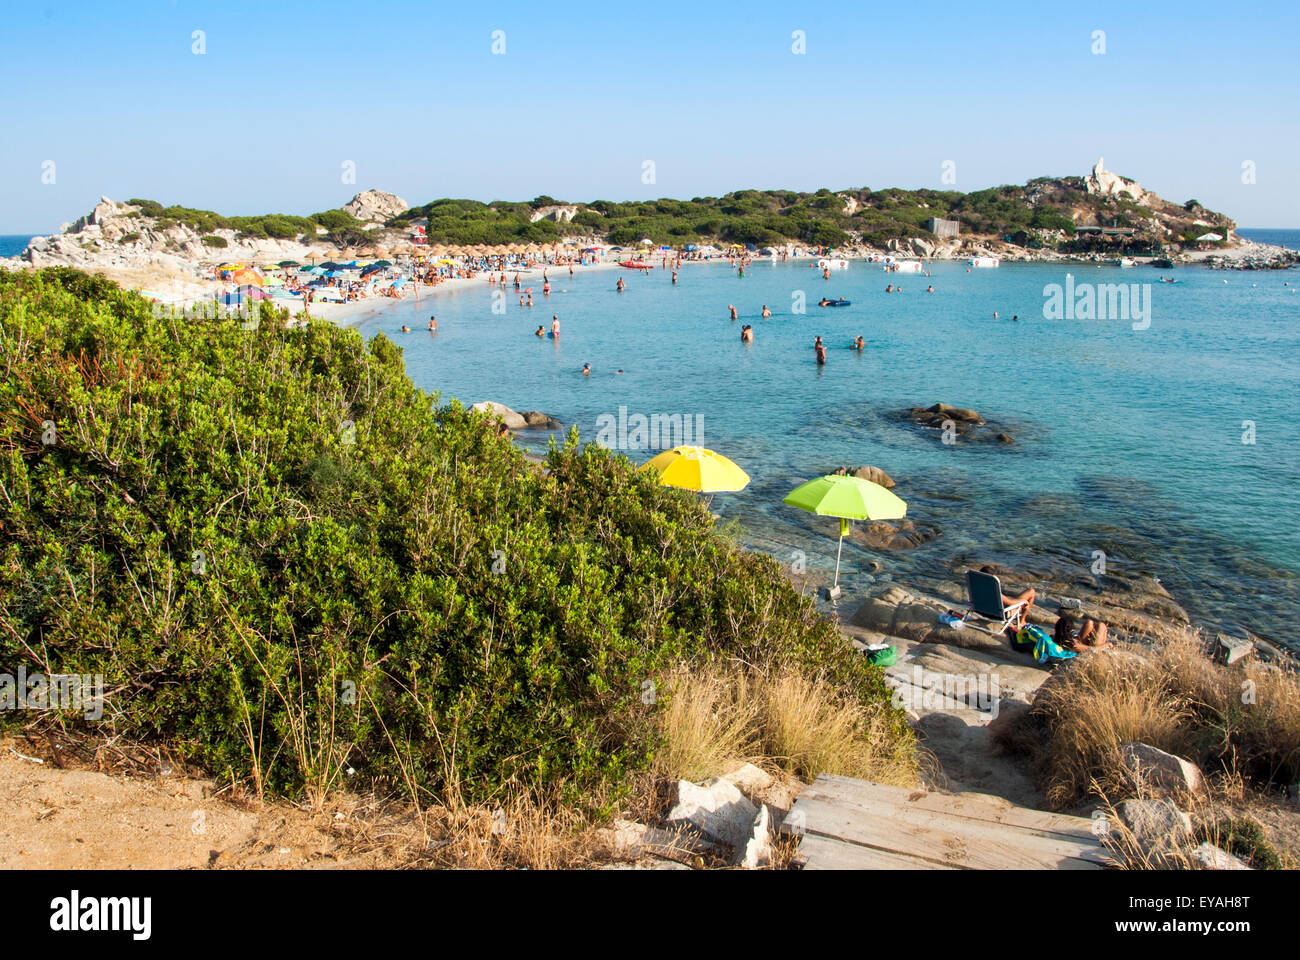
<box><xmin>0</xmin><ymin>269</ymin><xmax>911</xmax><ymax>805</ymax></box>
<box><xmin>201</xmin><ymin>235</ymin><xmax>228</xmax><ymax>248</ymax></box>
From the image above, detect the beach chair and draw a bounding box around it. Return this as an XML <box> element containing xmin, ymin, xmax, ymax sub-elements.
<box><xmin>964</xmin><ymin>570</ymin><xmax>1028</xmax><ymax>634</ymax></box>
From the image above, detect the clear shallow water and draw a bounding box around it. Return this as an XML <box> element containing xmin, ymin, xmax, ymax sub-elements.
<box><xmin>354</xmin><ymin>259</ymin><xmax>1300</xmax><ymax>649</ymax></box>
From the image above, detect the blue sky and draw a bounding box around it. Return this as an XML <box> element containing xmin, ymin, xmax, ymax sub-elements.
<box><xmin>2</xmin><ymin>0</ymin><xmax>1297</xmax><ymax>231</ymax></box>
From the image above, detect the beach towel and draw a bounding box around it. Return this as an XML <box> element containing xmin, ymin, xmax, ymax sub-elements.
<box><xmin>1032</xmin><ymin>630</ymin><xmax>1077</xmax><ymax>665</ymax></box>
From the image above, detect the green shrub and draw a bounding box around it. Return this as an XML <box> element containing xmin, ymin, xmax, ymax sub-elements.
<box><xmin>1197</xmin><ymin>818</ymin><xmax>1284</xmax><ymax>869</ymax></box>
<box><xmin>201</xmin><ymin>235</ymin><xmax>228</xmax><ymax>248</ymax></box>
<box><xmin>0</xmin><ymin>268</ymin><xmax>912</xmax><ymax>806</ymax></box>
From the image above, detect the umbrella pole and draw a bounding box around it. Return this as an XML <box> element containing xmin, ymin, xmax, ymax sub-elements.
<box><xmin>834</xmin><ymin>533</ymin><xmax>844</xmax><ymax>589</ymax></box>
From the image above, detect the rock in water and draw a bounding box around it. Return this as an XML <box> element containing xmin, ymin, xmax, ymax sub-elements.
<box><xmin>470</xmin><ymin>401</ymin><xmax>526</xmax><ymax>430</ymax></box>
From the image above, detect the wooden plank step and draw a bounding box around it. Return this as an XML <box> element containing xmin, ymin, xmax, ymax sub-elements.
<box><xmin>806</xmin><ymin>775</ymin><xmax>1101</xmax><ymax>842</ymax></box>
<box><xmin>789</xmin><ymin>793</ymin><xmax>1102</xmax><ymax>869</ymax></box>
<box><xmin>796</xmin><ymin>833</ymin><xmax>956</xmax><ymax>870</ymax></box>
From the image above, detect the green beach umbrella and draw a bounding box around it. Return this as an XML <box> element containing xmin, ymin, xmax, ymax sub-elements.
<box><xmin>783</xmin><ymin>474</ymin><xmax>907</xmax><ymax>593</ymax></box>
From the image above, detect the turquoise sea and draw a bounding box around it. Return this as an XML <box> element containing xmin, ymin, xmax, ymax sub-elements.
<box><xmin>353</xmin><ymin>257</ymin><xmax>1300</xmax><ymax>651</ymax></box>
<box><xmin>0</xmin><ymin>236</ymin><xmax>35</xmax><ymax>258</ymax></box>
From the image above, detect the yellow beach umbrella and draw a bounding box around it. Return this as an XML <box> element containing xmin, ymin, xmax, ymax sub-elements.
<box><xmin>638</xmin><ymin>445</ymin><xmax>750</xmax><ymax>493</ymax></box>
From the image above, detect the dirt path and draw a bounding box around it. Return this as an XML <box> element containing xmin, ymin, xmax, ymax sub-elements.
<box><xmin>840</xmin><ymin>623</ymin><xmax>1052</xmax><ymax>809</ymax></box>
<box><xmin>0</xmin><ymin>740</ymin><xmax>420</xmax><ymax>869</ymax></box>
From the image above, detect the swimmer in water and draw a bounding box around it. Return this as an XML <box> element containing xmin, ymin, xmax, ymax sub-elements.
<box><xmin>885</xmin><ymin>284</ymin><xmax>893</xmax><ymax>293</ymax></box>
<box><xmin>729</xmin><ymin>304</ymin><xmax>738</xmax><ymax>320</ymax></box>
<box><xmin>428</xmin><ymin>316</ymin><xmax>437</xmax><ymax>331</ymax></box>
<box><xmin>535</xmin><ymin>325</ymin><xmax>545</xmax><ymax>337</ymax></box>
<box><xmin>527</xmin><ymin>294</ymin><xmax>533</xmax><ymax>307</ymax></box>
<box><xmin>581</xmin><ymin>363</ymin><xmax>591</xmax><ymax>376</ymax></box>
<box><xmin>814</xmin><ymin>337</ymin><xmax>827</xmax><ymax>365</ymax></box>
<box><xmin>741</xmin><ymin>324</ymin><xmax>754</xmax><ymax>343</ymax></box>
<box><xmin>852</xmin><ymin>335</ymin><xmax>865</xmax><ymax>350</ymax></box>
<box><xmin>617</xmin><ymin>277</ymin><xmax>626</xmax><ymax>292</ymax></box>
<box><xmin>401</xmin><ymin>325</ymin><xmax>410</xmax><ymax>332</ymax></box>
<box><xmin>993</xmin><ymin>311</ymin><xmax>999</xmax><ymax>319</ymax></box>
<box><xmin>818</xmin><ymin>297</ymin><xmax>832</xmax><ymax>307</ymax></box>
<box><xmin>926</xmin><ymin>285</ymin><xmax>934</xmax><ymax>293</ymax></box>
<box><xmin>761</xmin><ymin>304</ymin><xmax>771</xmax><ymax>318</ymax></box>
<box><xmin>671</xmin><ymin>270</ymin><xmax>678</xmax><ymax>283</ymax></box>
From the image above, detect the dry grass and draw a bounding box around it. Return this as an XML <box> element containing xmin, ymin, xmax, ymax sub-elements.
<box><xmin>653</xmin><ymin>663</ymin><xmax>916</xmax><ymax>787</ymax></box>
<box><xmin>999</xmin><ymin>633</ymin><xmax>1300</xmax><ymax>810</ymax></box>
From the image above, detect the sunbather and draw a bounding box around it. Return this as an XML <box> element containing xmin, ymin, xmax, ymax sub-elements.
<box><xmin>1054</xmin><ymin>611</ymin><xmax>1110</xmax><ymax>651</ymax></box>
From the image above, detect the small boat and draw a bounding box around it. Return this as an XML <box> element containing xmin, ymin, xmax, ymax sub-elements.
<box><xmin>818</xmin><ymin>258</ymin><xmax>850</xmax><ymax>270</ymax></box>
<box><xmin>618</xmin><ymin>261</ymin><xmax>654</xmax><ymax>270</ymax></box>
<box><xmin>1119</xmin><ymin>257</ymin><xmax>1135</xmax><ymax>268</ymax></box>
<box><xmin>968</xmin><ymin>256</ymin><xmax>1000</xmax><ymax>268</ymax></box>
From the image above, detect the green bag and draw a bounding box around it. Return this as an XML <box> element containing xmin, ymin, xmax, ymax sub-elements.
<box><xmin>864</xmin><ymin>644</ymin><xmax>897</xmax><ymax>667</ymax></box>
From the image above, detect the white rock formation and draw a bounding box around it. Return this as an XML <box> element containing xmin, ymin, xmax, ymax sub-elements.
<box><xmin>1085</xmin><ymin>158</ymin><xmax>1148</xmax><ymax>203</ymax></box>
<box><xmin>529</xmin><ymin>205</ymin><xmax>579</xmax><ymax>223</ymax></box>
<box><xmin>343</xmin><ymin>190</ymin><xmax>408</xmax><ymax>224</ymax></box>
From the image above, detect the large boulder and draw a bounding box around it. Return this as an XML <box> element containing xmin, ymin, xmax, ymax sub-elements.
<box><xmin>1121</xmin><ymin>742</ymin><xmax>1204</xmax><ymax>796</ymax></box>
<box><xmin>470</xmin><ymin>401</ymin><xmax>526</xmax><ymax>430</ymax></box>
<box><xmin>832</xmin><ymin>464</ymin><xmax>896</xmax><ymax>489</ymax></box>
<box><xmin>667</xmin><ymin>778</ymin><xmax>759</xmax><ymax>852</ymax></box>
<box><xmin>520</xmin><ymin>410</ymin><xmax>562</xmax><ymax>430</ymax></box>
<box><xmin>1116</xmin><ymin>798</ymin><xmax>1193</xmax><ymax>853</ymax></box>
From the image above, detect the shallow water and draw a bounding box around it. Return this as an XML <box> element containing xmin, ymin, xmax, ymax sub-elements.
<box><xmin>354</xmin><ymin>258</ymin><xmax>1300</xmax><ymax>650</ymax></box>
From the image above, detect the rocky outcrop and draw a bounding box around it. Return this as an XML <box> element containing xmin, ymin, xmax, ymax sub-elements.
<box><xmin>471</xmin><ymin>402</ymin><xmax>561</xmax><ymax>431</ymax></box>
<box><xmin>898</xmin><ymin>403</ymin><xmax>1016</xmax><ymax>444</ymax></box>
<box><xmin>529</xmin><ymin>205</ymin><xmax>579</xmax><ymax>223</ymax></box>
<box><xmin>831</xmin><ymin>465</ymin><xmax>896</xmax><ymax>489</ymax></box>
<box><xmin>343</xmin><ymin>190</ymin><xmax>408</xmax><ymax>224</ymax></box>
<box><xmin>853</xmin><ymin>519</ymin><xmax>939</xmax><ymax>551</ymax></box>
<box><xmin>1085</xmin><ymin>157</ymin><xmax>1148</xmax><ymax>204</ymax></box>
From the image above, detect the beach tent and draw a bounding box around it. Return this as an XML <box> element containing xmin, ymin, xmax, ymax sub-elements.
<box><xmin>1197</xmin><ymin>232</ymin><xmax>1224</xmax><ymax>241</ymax></box>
